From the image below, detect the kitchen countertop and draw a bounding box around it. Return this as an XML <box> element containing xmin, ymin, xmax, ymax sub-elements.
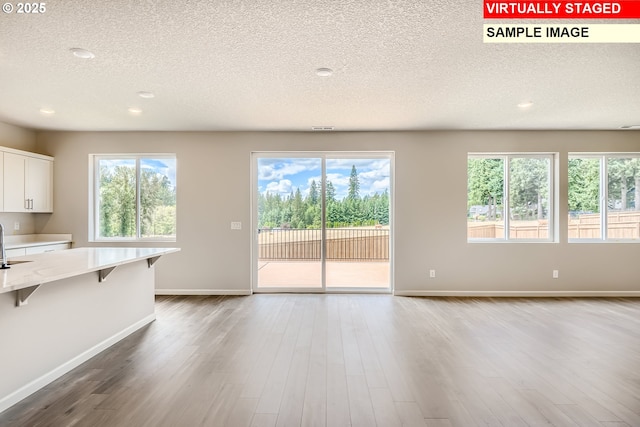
<box><xmin>0</xmin><ymin>247</ymin><xmax>180</xmax><ymax>294</ymax></box>
<box><xmin>5</xmin><ymin>234</ymin><xmax>73</xmax><ymax>250</ymax></box>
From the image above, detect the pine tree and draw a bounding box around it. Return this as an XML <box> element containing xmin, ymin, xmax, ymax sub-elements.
<box><xmin>308</xmin><ymin>180</ymin><xmax>319</xmax><ymax>205</ymax></box>
<box><xmin>326</xmin><ymin>181</ymin><xmax>336</xmax><ymax>203</ymax></box>
<box><xmin>348</xmin><ymin>165</ymin><xmax>360</xmax><ymax>201</ymax></box>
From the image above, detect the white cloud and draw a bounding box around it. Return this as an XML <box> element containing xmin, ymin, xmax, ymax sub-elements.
<box><xmin>360</xmin><ymin>168</ymin><xmax>389</xmax><ymax>183</ymax></box>
<box><xmin>264</xmin><ymin>179</ymin><xmax>293</xmax><ymax>196</ymax></box>
<box><xmin>258</xmin><ymin>158</ymin><xmax>390</xmax><ymax>199</ymax></box>
<box><xmin>325</xmin><ymin>173</ymin><xmax>350</xmax><ymax>200</ymax></box>
<box><xmin>325</xmin><ymin>160</ymin><xmax>390</xmax><ymax>199</ymax></box>
<box><xmin>369</xmin><ymin>177</ymin><xmax>390</xmax><ymax>194</ymax></box>
<box><xmin>258</xmin><ymin>158</ymin><xmax>320</xmax><ymax>181</ymax></box>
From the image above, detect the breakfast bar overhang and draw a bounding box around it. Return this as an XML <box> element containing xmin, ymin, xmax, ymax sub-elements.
<box><xmin>0</xmin><ymin>247</ymin><xmax>180</xmax><ymax>413</ymax></box>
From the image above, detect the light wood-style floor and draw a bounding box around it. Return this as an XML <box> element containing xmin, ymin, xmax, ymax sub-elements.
<box><xmin>2</xmin><ymin>295</ymin><xmax>640</xmax><ymax>426</ymax></box>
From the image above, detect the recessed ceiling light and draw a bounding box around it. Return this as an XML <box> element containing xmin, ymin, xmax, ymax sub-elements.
<box><xmin>128</xmin><ymin>107</ymin><xmax>143</xmax><ymax>115</ymax></box>
<box><xmin>316</xmin><ymin>68</ymin><xmax>333</xmax><ymax>77</ymax></box>
<box><xmin>517</xmin><ymin>101</ymin><xmax>534</xmax><ymax>109</ymax></box>
<box><xmin>69</xmin><ymin>48</ymin><xmax>95</xmax><ymax>59</ymax></box>
<box><xmin>39</xmin><ymin>108</ymin><xmax>55</xmax><ymax>115</ymax></box>
<box><xmin>137</xmin><ymin>91</ymin><xmax>155</xmax><ymax>99</ymax></box>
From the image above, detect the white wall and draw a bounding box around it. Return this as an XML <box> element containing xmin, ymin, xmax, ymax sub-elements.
<box><xmin>35</xmin><ymin>130</ymin><xmax>640</xmax><ymax>295</ymax></box>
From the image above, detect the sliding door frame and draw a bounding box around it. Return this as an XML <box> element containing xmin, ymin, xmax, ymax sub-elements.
<box><xmin>251</xmin><ymin>151</ymin><xmax>394</xmax><ymax>294</ymax></box>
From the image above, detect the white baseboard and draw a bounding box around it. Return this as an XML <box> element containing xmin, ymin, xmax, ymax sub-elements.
<box><xmin>156</xmin><ymin>289</ymin><xmax>640</xmax><ymax>297</ymax></box>
<box><xmin>394</xmin><ymin>290</ymin><xmax>640</xmax><ymax>297</ymax></box>
<box><xmin>0</xmin><ymin>313</ymin><xmax>156</xmax><ymax>414</ymax></box>
<box><xmin>155</xmin><ymin>289</ymin><xmax>252</xmax><ymax>296</ymax></box>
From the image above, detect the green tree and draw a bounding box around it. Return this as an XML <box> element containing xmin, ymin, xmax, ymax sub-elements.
<box><xmin>99</xmin><ymin>162</ymin><xmax>176</xmax><ymax>238</ymax></box>
<box><xmin>509</xmin><ymin>158</ymin><xmax>549</xmax><ymax>220</ymax></box>
<box><xmin>291</xmin><ymin>188</ymin><xmax>305</xmax><ymax>228</ymax></box>
<box><xmin>568</xmin><ymin>158</ymin><xmax>599</xmax><ymax>213</ymax></box>
<box><xmin>348</xmin><ymin>165</ymin><xmax>360</xmax><ymax>201</ymax></box>
<box><xmin>467</xmin><ymin>158</ymin><xmax>503</xmax><ymax>220</ymax></box>
<box><xmin>308</xmin><ymin>180</ymin><xmax>319</xmax><ymax>206</ymax></box>
<box><xmin>326</xmin><ymin>181</ymin><xmax>336</xmax><ymax>203</ymax></box>
<box><xmin>258</xmin><ymin>176</ymin><xmax>390</xmax><ymax>229</ymax></box>
<box><xmin>140</xmin><ymin>170</ymin><xmax>176</xmax><ymax>237</ymax></box>
<box><xmin>608</xmin><ymin>158</ymin><xmax>640</xmax><ymax>211</ymax></box>
<box><xmin>99</xmin><ymin>164</ymin><xmax>136</xmax><ymax>237</ymax></box>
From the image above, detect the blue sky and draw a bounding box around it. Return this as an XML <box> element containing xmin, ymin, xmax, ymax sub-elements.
<box><xmin>99</xmin><ymin>157</ymin><xmax>176</xmax><ymax>187</ymax></box>
<box><xmin>258</xmin><ymin>157</ymin><xmax>390</xmax><ymax>200</ymax></box>
<box><xmin>141</xmin><ymin>158</ymin><xmax>176</xmax><ymax>186</ymax></box>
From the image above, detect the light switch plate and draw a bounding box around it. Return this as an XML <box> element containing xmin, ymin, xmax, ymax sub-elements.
<box><xmin>231</xmin><ymin>222</ymin><xmax>242</xmax><ymax>230</ymax></box>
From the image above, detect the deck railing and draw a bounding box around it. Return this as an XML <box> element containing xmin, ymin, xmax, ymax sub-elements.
<box><xmin>258</xmin><ymin>228</ymin><xmax>389</xmax><ymax>261</ymax></box>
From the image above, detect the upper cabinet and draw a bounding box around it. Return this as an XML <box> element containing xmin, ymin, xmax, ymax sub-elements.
<box><xmin>27</xmin><ymin>156</ymin><xmax>53</xmax><ymax>212</ymax></box>
<box><xmin>2</xmin><ymin>148</ymin><xmax>53</xmax><ymax>213</ymax></box>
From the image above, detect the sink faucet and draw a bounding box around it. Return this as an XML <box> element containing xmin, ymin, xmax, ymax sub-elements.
<box><xmin>0</xmin><ymin>223</ymin><xmax>9</xmax><ymax>269</ymax></box>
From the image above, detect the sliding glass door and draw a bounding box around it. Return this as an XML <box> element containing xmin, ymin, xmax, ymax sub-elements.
<box><xmin>252</xmin><ymin>152</ymin><xmax>392</xmax><ymax>292</ymax></box>
<box><xmin>255</xmin><ymin>156</ymin><xmax>323</xmax><ymax>290</ymax></box>
<box><xmin>325</xmin><ymin>157</ymin><xmax>391</xmax><ymax>289</ymax></box>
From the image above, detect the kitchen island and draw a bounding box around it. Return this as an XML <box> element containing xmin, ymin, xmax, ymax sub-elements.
<box><xmin>0</xmin><ymin>247</ymin><xmax>180</xmax><ymax>413</ymax></box>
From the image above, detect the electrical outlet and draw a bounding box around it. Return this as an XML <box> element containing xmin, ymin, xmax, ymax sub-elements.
<box><xmin>429</xmin><ymin>269</ymin><xmax>436</xmax><ymax>278</ymax></box>
<box><xmin>231</xmin><ymin>221</ymin><xmax>242</xmax><ymax>230</ymax></box>
<box><xmin>552</xmin><ymin>270</ymin><xmax>559</xmax><ymax>279</ymax></box>
<box><xmin>14</xmin><ymin>222</ymin><xmax>19</xmax><ymax>231</ymax></box>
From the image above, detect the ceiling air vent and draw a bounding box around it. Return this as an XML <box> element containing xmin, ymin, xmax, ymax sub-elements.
<box><xmin>620</xmin><ymin>125</ymin><xmax>640</xmax><ymax>129</ymax></box>
<box><xmin>312</xmin><ymin>126</ymin><xmax>334</xmax><ymax>131</ymax></box>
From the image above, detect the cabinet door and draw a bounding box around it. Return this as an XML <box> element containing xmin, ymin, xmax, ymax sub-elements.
<box><xmin>5</xmin><ymin>248</ymin><xmax>26</xmax><ymax>258</ymax></box>
<box><xmin>25</xmin><ymin>243</ymin><xmax>70</xmax><ymax>255</ymax></box>
<box><xmin>4</xmin><ymin>152</ymin><xmax>26</xmax><ymax>212</ymax></box>
<box><xmin>26</xmin><ymin>157</ymin><xmax>52</xmax><ymax>212</ymax></box>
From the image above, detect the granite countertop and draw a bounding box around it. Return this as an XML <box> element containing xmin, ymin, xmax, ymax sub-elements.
<box><xmin>0</xmin><ymin>247</ymin><xmax>180</xmax><ymax>294</ymax></box>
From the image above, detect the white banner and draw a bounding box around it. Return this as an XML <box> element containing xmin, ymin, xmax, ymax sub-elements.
<box><xmin>483</xmin><ymin>24</ymin><xmax>640</xmax><ymax>43</ymax></box>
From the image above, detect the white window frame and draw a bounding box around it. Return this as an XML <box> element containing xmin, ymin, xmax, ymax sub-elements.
<box><xmin>468</xmin><ymin>153</ymin><xmax>556</xmax><ymax>243</ymax></box>
<box><xmin>89</xmin><ymin>153</ymin><xmax>177</xmax><ymax>242</ymax></box>
<box><xmin>569</xmin><ymin>153</ymin><xmax>640</xmax><ymax>243</ymax></box>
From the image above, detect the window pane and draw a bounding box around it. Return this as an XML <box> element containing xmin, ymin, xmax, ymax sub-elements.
<box><xmin>468</xmin><ymin>157</ymin><xmax>504</xmax><ymax>239</ymax></box>
<box><xmin>98</xmin><ymin>159</ymin><xmax>136</xmax><ymax>238</ymax></box>
<box><xmin>508</xmin><ymin>157</ymin><xmax>550</xmax><ymax>240</ymax></box>
<box><xmin>607</xmin><ymin>157</ymin><xmax>640</xmax><ymax>240</ymax></box>
<box><xmin>140</xmin><ymin>158</ymin><xmax>177</xmax><ymax>239</ymax></box>
<box><xmin>568</xmin><ymin>157</ymin><xmax>601</xmax><ymax>239</ymax></box>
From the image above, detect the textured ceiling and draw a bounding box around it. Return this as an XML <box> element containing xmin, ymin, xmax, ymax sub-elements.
<box><xmin>0</xmin><ymin>0</ymin><xmax>639</xmax><ymax>131</ymax></box>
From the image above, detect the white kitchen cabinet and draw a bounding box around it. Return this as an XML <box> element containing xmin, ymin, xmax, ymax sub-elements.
<box><xmin>25</xmin><ymin>243</ymin><xmax>70</xmax><ymax>255</ymax></box>
<box><xmin>26</xmin><ymin>156</ymin><xmax>53</xmax><ymax>212</ymax></box>
<box><xmin>3</xmin><ymin>151</ymin><xmax>53</xmax><ymax>213</ymax></box>
<box><xmin>5</xmin><ymin>248</ymin><xmax>26</xmax><ymax>258</ymax></box>
<box><xmin>6</xmin><ymin>243</ymin><xmax>70</xmax><ymax>259</ymax></box>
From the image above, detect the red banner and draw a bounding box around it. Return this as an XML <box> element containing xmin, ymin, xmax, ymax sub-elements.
<box><xmin>484</xmin><ymin>1</ymin><xmax>640</xmax><ymax>19</ymax></box>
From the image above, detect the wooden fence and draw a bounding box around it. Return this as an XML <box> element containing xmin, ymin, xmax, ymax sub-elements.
<box><xmin>568</xmin><ymin>211</ymin><xmax>640</xmax><ymax>239</ymax></box>
<box><xmin>258</xmin><ymin>228</ymin><xmax>389</xmax><ymax>261</ymax></box>
<box><xmin>469</xmin><ymin>211</ymin><xmax>640</xmax><ymax>239</ymax></box>
<box><xmin>467</xmin><ymin>223</ymin><xmax>548</xmax><ymax>239</ymax></box>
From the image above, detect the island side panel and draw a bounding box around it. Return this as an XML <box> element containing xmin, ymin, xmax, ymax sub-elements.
<box><xmin>0</xmin><ymin>260</ymin><xmax>155</xmax><ymax>412</ymax></box>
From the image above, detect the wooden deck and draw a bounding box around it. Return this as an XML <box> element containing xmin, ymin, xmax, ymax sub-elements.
<box><xmin>257</xmin><ymin>261</ymin><xmax>390</xmax><ymax>289</ymax></box>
